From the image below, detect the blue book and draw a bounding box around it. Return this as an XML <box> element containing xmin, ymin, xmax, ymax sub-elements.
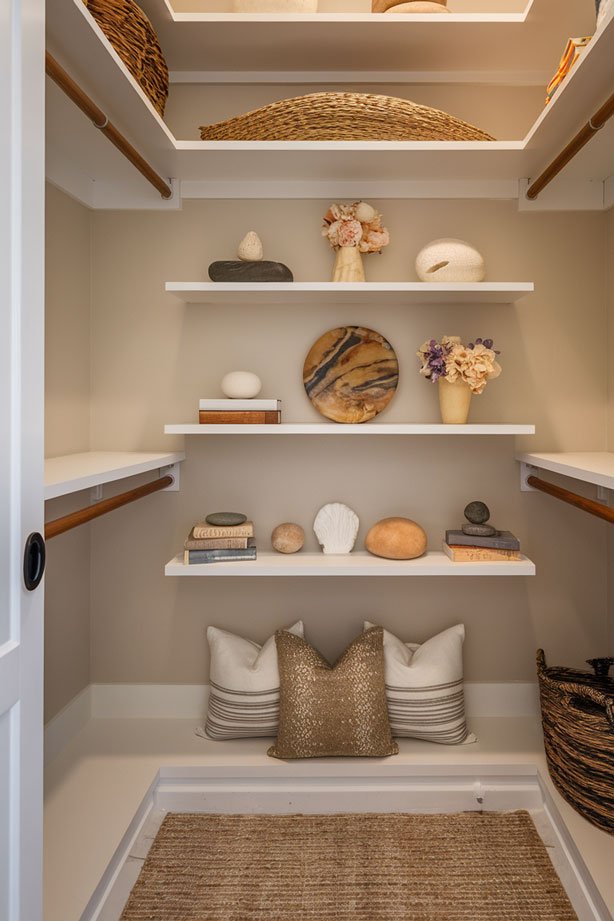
<box><xmin>184</xmin><ymin>539</ymin><xmax>256</xmax><ymax>565</ymax></box>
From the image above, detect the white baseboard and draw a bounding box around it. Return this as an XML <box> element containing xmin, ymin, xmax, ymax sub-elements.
<box><xmin>45</xmin><ymin>681</ymin><xmax>540</xmax><ymax>760</ymax></box>
<box><xmin>44</xmin><ymin>685</ymin><xmax>92</xmax><ymax>765</ymax></box>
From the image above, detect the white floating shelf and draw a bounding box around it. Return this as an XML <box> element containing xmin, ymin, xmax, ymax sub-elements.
<box><xmin>44</xmin><ymin>451</ymin><xmax>185</xmax><ymax>500</ymax></box>
<box><xmin>165</xmin><ymin>550</ymin><xmax>535</xmax><ymax>576</ymax></box>
<box><xmin>165</xmin><ymin>423</ymin><xmax>535</xmax><ymax>435</ymax></box>
<box><xmin>516</xmin><ymin>452</ymin><xmax>614</xmax><ymax>489</ymax></box>
<box><xmin>138</xmin><ymin>0</ymin><xmax>579</xmax><ymax>75</ymax></box>
<box><xmin>166</xmin><ymin>282</ymin><xmax>534</xmax><ymax>306</ymax></box>
<box><xmin>45</xmin><ymin>0</ymin><xmax>614</xmax><ymax>207</ymax></box>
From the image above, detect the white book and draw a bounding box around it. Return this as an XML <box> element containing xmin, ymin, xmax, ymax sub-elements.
<box><xmin>199</xmin><ymin>399</ymin><xmax>281</xmax><ymax>411</ymax></box>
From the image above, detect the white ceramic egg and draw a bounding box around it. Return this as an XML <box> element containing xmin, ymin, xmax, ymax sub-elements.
<box><xmin>221</xmin><ymin>371</ymin><xmax>262</xmax><ymax>399</ymax></box>
<box><xmin>415</xmin><ymin>238</ymin><xmax>485</xmax><ymax>283</ymax></box>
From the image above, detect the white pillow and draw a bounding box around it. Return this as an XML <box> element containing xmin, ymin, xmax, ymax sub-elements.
<box><xmin>364</xmin><ymin>622</ymin><xmax>476</xmax><ymax>745</ymax></box>
<box><xmin>204</xmin><ymin>621</ymin><xmax>304</xmax><ymax>739</ymax></box>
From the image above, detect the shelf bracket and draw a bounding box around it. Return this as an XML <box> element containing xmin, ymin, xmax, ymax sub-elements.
<box><xmin>520</xmin><ymin>462</ymin><xmax>538</xmax><ymax>492</ymax></box>
<box><xmin>90</xmin><ymin>484</ymin><xmax>104</xmax><ymax>504</ymax></box>
<box><xmin>160</xmin><ymin>462</ymin><xmax>180</xmax><ymax>492</ymax></box>
<box><xmin>596</xmin><ymin>485</ymin><xmax>610</xmax><ymax>506</ymax></box>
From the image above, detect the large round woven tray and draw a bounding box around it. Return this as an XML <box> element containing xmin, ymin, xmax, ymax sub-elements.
<box><xmin>199</xmin><ymin>92</ymin><xmax>494</xmax><ymax>141</ymax></box>
<box><xmin>537</xmin><ymin>649</ymin><xmax>614</xmax><ymax>834</ymax></box>
<box><xmin>84</xmin><ymin>0</ymin><xmax>169</xmax><ymax>117</ymax></box>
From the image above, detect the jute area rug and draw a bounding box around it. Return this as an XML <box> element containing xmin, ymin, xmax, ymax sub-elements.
<box><xmin>120</xmin><ymin>810</ymin><xmax>578</xmax><ymax>921</ymax></box>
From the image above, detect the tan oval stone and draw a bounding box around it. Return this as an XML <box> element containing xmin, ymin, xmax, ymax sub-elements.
<box><xmin>271</xmin><ymin>522</ymin><xmax>305</xmax><ymax>554</ymax></box>
<box><xmin>365</xmin><ymin>517</ymin><xmax>427</xmax><ymax>560</ymax></box>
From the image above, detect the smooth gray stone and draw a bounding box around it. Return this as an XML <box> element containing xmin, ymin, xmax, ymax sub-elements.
<box><xmin>462</xmin><ymin>523</ymin><xmax>498</xmax><ymax>537</ymax></box>
<box><xmin>464</xmin><ymin>500</ymin><xmax>490</xmax><ymax>524</ymax></box>
<box><xmin>208</xmin><ymin>260</ymin><xmax>294</xmax><ymax>283</ymax></box>
<box><xmin>205</xmin><ymin>512</ymin><xmax>247</xmax><ymax>526</ymax></box>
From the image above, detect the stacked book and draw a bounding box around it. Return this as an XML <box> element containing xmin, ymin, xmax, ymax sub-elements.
<box><xmin>443</xmin><ymin>530</ymin><xmax>521</xmax><ymax>562</ymax></box>
<box><xmin>199</xmin><ymin>399</ymin><xmax>281</xmax><ymax>424</ymax></box>
<box><xmin>184</xmin><ymin>519</ymin><xmax>257</xmax><ymax>565</ymax></box>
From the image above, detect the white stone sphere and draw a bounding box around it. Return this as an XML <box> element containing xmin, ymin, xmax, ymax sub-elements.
<box><xmin>221</xmin><ymin>371</ymin><xmax>262</xmax><ymax>399</ymax></box>
<box><xmin>415</xmin><ymin>238</ymin><xmax>486</xmax><ymax>282</ymax></box>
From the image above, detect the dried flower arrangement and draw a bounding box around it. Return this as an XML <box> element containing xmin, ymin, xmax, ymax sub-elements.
<box><xmin>417</xmin><ymin>335</ymin><xmax>502</xmax><ymax>395</ymax></box>
<box><xmin>322</xmin><ymin>201</ymin><xmax>390</xmax><ymax>254</ymax></box>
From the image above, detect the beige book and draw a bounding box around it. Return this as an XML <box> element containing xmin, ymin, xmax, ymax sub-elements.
<box><xmin>192</xmin><ymin>521</ymin><xmax>254</xmax><ymax>539</ymax></box>
<box><xmin>443</xmin><ymin>541</ymin><xmax>520</xmax><ymax>562</ymax></box>
<box><xmin>184</xmin><ymin>536</ymin><xmax>249</xmax><ymax>550</ymax></box>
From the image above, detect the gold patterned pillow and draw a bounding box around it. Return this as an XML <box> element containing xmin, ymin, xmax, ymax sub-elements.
<box><xmin>268</xmin><ymin>626</ymin><xmax>399</xmax><ymax>759</ymax></box>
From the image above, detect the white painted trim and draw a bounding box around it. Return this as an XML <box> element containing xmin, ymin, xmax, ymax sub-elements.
<box><xmin>169</xmin><ymin>69</ymin><xmax>549</xmax><ymax>86</ymax></box>
<box><xmin>79</xmin><ymin>774</ymin><xmax>158</xmax><ymax>921</ymax></box>
<box><xmin>88</xmin><ymin>682</ymin><xmax>539</xmax><ymax>720</ymax></box>
<box><xmin>44</xmin><ymin>686</ymin><xmax>92</xmax><ymax>765</ymax></box>
<box><xmin>78</xmin><ymin>767</ymin><xmax>609</xmax><ymax>921</ymax></box>
<box><xmin>179</xmin><ymin>179</ymin><xmax>522</xmax><ymax>201</ymax></box>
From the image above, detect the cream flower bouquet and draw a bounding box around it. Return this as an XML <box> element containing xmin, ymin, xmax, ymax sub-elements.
<box><xmin>322</xmin><ymin>201</ymin><xmax>389</xmax><ymax>282</ymax></box>
<box><xmin>417</xmin><ymin>335</ymin><xmax>502</xmax><ymax>423</ymax></box>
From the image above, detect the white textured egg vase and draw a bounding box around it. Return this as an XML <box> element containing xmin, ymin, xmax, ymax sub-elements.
<box><xmin>233</xmin><ymin>0</ymin><xmax>317</xmax><ymax>10</ymax></box>
<box><xmin>415</xmin><ymin>238</ymin><xmax>485</xmax><ymax>283</ymax></box>
<box><xmin>221</xmin><ymin>371</ymin><xmax>262</xmax><ymax>399</ymax></box>
<box><xmin>438</xmin><ymin>378</ymin><xmax>472</xmax><ymax>424</ymax></box>
<box><xmin>332</xmin><ymin>246</ymin><xmax>366</xmax><ymax>283</ymax></box>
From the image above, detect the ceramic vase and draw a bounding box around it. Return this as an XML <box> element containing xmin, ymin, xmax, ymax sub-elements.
<box><xmin>438</xmin><ymin>378</ymin><xmax>472</xmax><ymax>424</ymax></box>
<box><xmin>332</xmin><ymin>246</ymin><xmax>365</xmax><ymax>283</ymax></box>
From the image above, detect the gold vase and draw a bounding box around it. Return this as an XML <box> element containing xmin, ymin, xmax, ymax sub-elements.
<box><xmin>332</xmin><ymin>246</ymin><xmax>365</xmax><ymax>282</ymax></box>
<box><xmin>438</xmin><ymin>378</ymin><xmax>472</xmax><ymax>424</ymax></box>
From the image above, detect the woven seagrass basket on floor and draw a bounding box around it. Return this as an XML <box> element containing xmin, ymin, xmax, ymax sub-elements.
<box><xmin>83</xmin><ymin>0</ymin><xmax>169</xmax><ymax>117</ymax></box>
<box><xmin>199</xmin><ymin>92</ymin><xmax>495</xmax><ymax>141</ymax></box>
<box><xmin>537</xmin><ymin>649</ymin><xmax>614</xmax><ymax>834</ymax></box>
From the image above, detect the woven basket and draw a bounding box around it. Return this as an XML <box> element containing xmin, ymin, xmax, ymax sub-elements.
<box><xmin>84</xmin><ymin>0</ymin><xmax>168</xmax><ymax>117</ymax></box>
<box><xmin>199</xmin><ymin>92</ymin><xmax>494</xmax><ymax>142</ymax></box>
<box><xmin>537</xmin><ymin>649</ymin><xmax>614</xmax><ymax>834</ymax></box>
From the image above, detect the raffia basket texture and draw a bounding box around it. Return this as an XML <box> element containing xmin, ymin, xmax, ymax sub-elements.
<box><xmin>199</xmin><ymin>92</ymin><xmax>495</xmax><ymax>141</ymax></box>
<box><xmin>83</xmin><ymin>0</ymin><xmax>169</xmax><ymax>117</ymax></box>
<box><xmin>537</xmin><ymin>649</ymin><xmax>614</xmax><ymax>834</ymax></box>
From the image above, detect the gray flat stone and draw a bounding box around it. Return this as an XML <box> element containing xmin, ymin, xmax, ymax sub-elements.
<box><xmin>462</xmin><ymin>523</ymin><xmax>498</xmax><ymax>537</ymax></box>
<box><xmin>464</xmin><ymin>500</ymin><xmax>490</xmax><ymax>525</ymax></box>
<box><xmin>208</xmin><ymin>260</ymin><xmax>293</xmax><ymax>283</ymax></box>
<box><xmin>205</xmin><ymin>512</ymin><xmax>247</xmax><ymax>526</ymax></box>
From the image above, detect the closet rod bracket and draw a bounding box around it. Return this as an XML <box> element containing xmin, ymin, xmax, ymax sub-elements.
<box><xmin>160</xmin><ymin>463</ymin><xmax>181</xmax><ymax>491</ymax></box>
<box><xmin>520</xmin><ymin>462</ymin><xmax>538</xmax><ymax>492</ymax></box>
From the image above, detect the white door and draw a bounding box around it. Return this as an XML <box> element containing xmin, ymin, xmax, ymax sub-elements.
<box><xmin>0</xmin><ymin>0</ymin><xmax>46</xmax><ymax>918</ymax></box>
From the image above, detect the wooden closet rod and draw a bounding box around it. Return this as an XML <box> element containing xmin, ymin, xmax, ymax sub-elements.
<box><xmin>45</xmin><ymin>475</ymin><xmax>174</xmax><ymax>539</ymax></box>
<box><xmin>45</xmin><ymin>52</ymin><xmax>173</xmax><ymax>200</ymax></box>
<box><xmin>526</xmin><ymin>91</ymin><xmax>614</xmax><ymax>200</ymax></box>
<box><xmin>527</xmin><ymin>474</ymin><xmax>614</xmax><ymax>524</ymax></box>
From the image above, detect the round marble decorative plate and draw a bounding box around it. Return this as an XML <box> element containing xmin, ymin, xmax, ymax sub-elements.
<box><xmin>303</xmin><ymin>326</ymin><xmax>398</xmax><ymax>423</ymax></box>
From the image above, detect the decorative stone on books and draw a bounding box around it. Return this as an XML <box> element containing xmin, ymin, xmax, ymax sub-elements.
<box><xmin>208</xmin><ymin>230</ymin><xmax>293</xmax><ymax>283</ymax></box>
<box><xmin>206</xmin><ymin>512</ymin><xmax>247</xmax><ymax>527</ymax></box>
<box><xmin>462</xmin><ymin>501</ymin><xmax>497</xmax><ymax>537</ymax></box>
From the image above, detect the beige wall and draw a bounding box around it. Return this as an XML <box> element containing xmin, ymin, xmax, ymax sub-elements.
<box><xmin>85</xmin><ymin>199</ymin><xmax>609</xmax><ymax>685</ymax></box>
<box><xmin>44</xmin><ymin>184</ymin><xmax>93</xmax><ymax>722</ymax></box>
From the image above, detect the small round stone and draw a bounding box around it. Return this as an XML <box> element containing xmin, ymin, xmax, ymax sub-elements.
<box><xmin>205</xmin><ymin>512</ymin><xmax>247</xmax><ymax>527</ymax></box>
<box><xmin>462</xmin><ymin>523</ymin><xmax>498</xmax><ymax>537</ymax></box>
<box><xmin>464</xmin><ymin>501</ymin><xmax>490</xmax><ymax>525</ymax></box>
<box><xmin>271</xmin><ymin>522</ymin><xmax>304</xmax><ymax>554</ymax></box>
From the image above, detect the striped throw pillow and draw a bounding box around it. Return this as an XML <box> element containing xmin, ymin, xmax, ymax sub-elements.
<box><xmin>364</xmin><ymin>622</ymin><xmax>476</xmax><ymax>745</ymax></box>
<box><xmin>205</xmin><ymin>621</ymin><xmax>304</xmax><ymax>739</ymax></box>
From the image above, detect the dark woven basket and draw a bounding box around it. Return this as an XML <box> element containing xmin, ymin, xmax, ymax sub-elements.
<box><xmin>537</xmin><ymin>649</ymin><xmax>614</xmax><ymax>834</ymax></box>
<box><xmin>84</xmin><ymin>0</ymin><xmax>169</xmax><ymax>117</ymax></box>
